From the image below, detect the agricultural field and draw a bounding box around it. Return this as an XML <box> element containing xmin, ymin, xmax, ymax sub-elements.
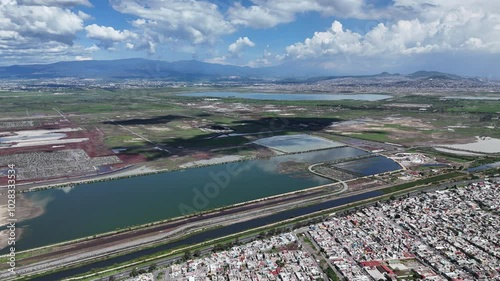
<box><xmin>0</xmin><ymin>89</ymin><xmax>498</xmax><ymax>185</ymax></box>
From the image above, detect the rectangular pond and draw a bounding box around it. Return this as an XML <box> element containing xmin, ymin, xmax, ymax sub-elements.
<box><xmin>253</xmin><ymin>134</ymin><xmax>345</xmax><ymax>153</ymax></box>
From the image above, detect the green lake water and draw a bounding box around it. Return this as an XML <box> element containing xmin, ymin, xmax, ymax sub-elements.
<box><xmin>13</xmin><ymin>147</ymin><xmax>384</xmax><ymax>250</ymax></box>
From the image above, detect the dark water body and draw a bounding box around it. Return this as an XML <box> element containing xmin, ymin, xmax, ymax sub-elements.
<box><xmin>30</xmin><ymin>190</ymin><xmax>383</xmax><ymax>281</ymax></box>
<box><xmin>421</xmin><ymin>164</ymin><xmax>450</xmax><ymax>167</ymax></box>
<box><xmin>253</xmin><ymin>134</ymin><xmax>344</xmax><ymax>153</ymax></box>
<box><xmin>179</xmin><ymin>92</ymin><xmax>393</xmax><ymax>101</ymax></box>
<box><xmin>13</xmin><ymin>147</ymin><xmax>370</xmax><ymax>251</ymax></box>
<box><xmin>334</xmin><ymin>156</ymin><xmax>402</xmax><ymax>176</ymax></box>
<box><xmin>467</xmin><ymin>161</ymin><xmax>500</xmax><ymax>172</ymax></box>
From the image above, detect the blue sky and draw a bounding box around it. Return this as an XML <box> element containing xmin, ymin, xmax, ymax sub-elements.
<box><xmin>1</xmin><ymin>0</ymin><xmax>499</xmax><ymax>77</ymax></box>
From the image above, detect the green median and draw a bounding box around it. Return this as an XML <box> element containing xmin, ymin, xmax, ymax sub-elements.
<box><xmin>380</xmin><ymin>172</ymin><xmax>465</xmax><ymax>194</ymax></box>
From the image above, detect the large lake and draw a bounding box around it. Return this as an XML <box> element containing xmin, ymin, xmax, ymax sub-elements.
<box><xmin>10</xmin><ymin>147</ymin><xmax>401</xmax><ymax>251</ymax></box>
<box><xmin>179</xmin><ymin>92</ymin><xmax>393</xmax><ymax>101</ymax></box>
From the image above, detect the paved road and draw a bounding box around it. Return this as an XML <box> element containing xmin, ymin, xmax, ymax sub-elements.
<box><xmin>296</xmin><ymin>228</ymin><xmax>345</xmax><ymax>281</ymax></box>
<box><xmin>295</xmin><ymin>229</ymin><xmax>330</xmax><ymax>280</ymax></box>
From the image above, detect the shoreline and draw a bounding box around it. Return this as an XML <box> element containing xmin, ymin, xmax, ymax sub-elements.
<box><xmin>1</xmin><ymin>165</ymin><xmax>159</xmax><ymax>193</ymax></box>
<box><xmin>0</xmin><ymin>193</ymin><xmax>44</xmax><ymax>228</ymax></box>
<box><xmin>2</xmin><ymin>146</ymin><xmax>354</xmax><ymax>194</ymax></box>
<box><xmin>5</xmin><ymin>180</ymin><xmax>345</xmax><ymax>256</ymax></box>
<box><xmin>0</xmin><ymin>193</ymin><xmax>42</xmax><ymax>250</ymax></box>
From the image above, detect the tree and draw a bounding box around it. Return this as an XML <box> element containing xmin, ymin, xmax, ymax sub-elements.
<box><xmin>213</xmin><ymin>243</ymin><xmax>225</xmax><ymax>252</ymax></box>
<box><xmin>148</xmin><ymin>263</ymin><xmax>157</xmax><ymax>272</ymax></box>
<box><xmin>138</xmin><ymin>269</ymin><xmax>147</xmax><ymax>275</ymax></box>
<box><xmin>130</xmin><ymin>268</ymin><xmax>138</xmax><ymax>277</ymax></box>
<box><xmin>194</xmin><ymin>249</ymin><xmax>201</xmax><ymax>257</ymax></box>
<box><xmin>412</xmin><ymin>271</ymin><xmax>423</xmax><ymax>279</ymax></box>
<box><xmin>183</xmin><ymin>250</ymin><xmax>192</xmax><ymax>261</ymax></box>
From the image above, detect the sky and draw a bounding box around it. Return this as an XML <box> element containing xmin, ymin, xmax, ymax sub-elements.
<box><xmin>1</xmin><ymin>0</ymin><xmax>500</xmax><ymax>77</ymax></box>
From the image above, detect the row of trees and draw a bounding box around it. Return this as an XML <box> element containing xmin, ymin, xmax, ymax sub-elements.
<box><xmin>129</xmin><ymin>263</ymin><xmax>157</xmax><ymax>277</ymax></box>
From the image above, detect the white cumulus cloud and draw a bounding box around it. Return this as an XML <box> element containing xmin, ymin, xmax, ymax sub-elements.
<box><xmin>110</xmin><ymin>0</ymin><xmax>235</xmax><ymax>52</ymax></box>
<box><xmin>286</xmin><ymin>21</ymin><xmax>363</xmax><ymax>59</ymax></box>
<box><xmin>85</xmin><ymin>24</ymin><xmax>137</xmax><ymax>48</ymax></box>
<box><xmin>279</xmin><ymin>0</ymin><xmax>500</xmax><ymax>76</ymax></box>
<box><xmin>228</xmin><ymin>37</ymin><xmax>255</xmax><ymax>57</ymax></box>
<box><xmin>204</xmin><ymin>56</ymin><xmax>231</xmax><ymax>65</ymax></box>
<box><xmin>228</xmin><ymin>0</ymin><xmax>368</xmax><ymax>28</ymax></box>
<box><xmin>286</xmin><ymin>4</ymin><xmax>500</xmax><ymax>62</ymax></box>
<box><xmin>17</xmin><ymin>0</ymin><xmax>92</xmax><ymax>7</ymax></box>
<box><xmin>247</xmin><ymin>47</ymin><xmax>276</xmax><ymax>67</ymax></box>
<box><xmin>84</xmin><ymin>44</ymin><xmax>100</xmax><ymax>52</ymax></box>
<box><xmin>75</xmin><ymin>55</ymin><xmax>92</xmax><ymax>61</ymax></box>
<box><xmin>0</xmin><ymin>0</ymin><xmax>90</xmax><ymax>65</ymax></box>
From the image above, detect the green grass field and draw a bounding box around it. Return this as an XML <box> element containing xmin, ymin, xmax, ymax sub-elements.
<box><xmin>381</xmin><ymin>172</ymin><xmax>465</xmax><ymax>194</ymax></box>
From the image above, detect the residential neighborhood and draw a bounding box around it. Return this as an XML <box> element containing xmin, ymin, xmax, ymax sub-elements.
<box><xmin>131</xmin><ymin>180</ymin><xmax>499</xmax><ymax>281</ymax></box>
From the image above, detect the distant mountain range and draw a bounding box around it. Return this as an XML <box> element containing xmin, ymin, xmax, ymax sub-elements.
<box><xmin>0</xmin><ymin>58</ymin><xmax>490</xmax><ymax>83</ymax></box>
<box><xmin>0</xmin><ymin>58</ymin><xmax>270</xmax><ymax>80</ymax></box>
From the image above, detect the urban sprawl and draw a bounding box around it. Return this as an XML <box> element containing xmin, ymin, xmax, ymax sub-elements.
<box><xmin>128</xmin><ymin>179</ymin><xmax>499</xmax><ymax>281</ymax></box>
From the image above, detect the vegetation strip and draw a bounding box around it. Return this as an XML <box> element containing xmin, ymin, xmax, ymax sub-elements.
<box><xmin>380</xmin><ymin>172</ymin><xmax>465</xmax><ymax>194</ymax></box>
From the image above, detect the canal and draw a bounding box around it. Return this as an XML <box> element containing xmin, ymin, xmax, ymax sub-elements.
<box><xmin>30</xmin><ymin>190</ymin><xmax>383</xmax><ymax>281</ymax></box>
